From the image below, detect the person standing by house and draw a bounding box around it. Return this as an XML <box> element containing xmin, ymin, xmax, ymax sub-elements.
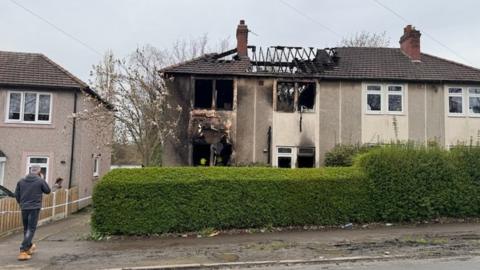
<box><xmin>14</xmin><ymin>165</ymin><xmax>51</xmax><ymax>261</ymax></box>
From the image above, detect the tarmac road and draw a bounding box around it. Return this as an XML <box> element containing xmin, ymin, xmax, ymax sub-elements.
<box><xmin>1</xmin><ymin>208</ymin><xmax>480</xmax><ymax>270</ymax></box>
<box><xmin>243</xmin><ymin>256</ymin><xmax>480</xmax><ymax>270</ymax></box>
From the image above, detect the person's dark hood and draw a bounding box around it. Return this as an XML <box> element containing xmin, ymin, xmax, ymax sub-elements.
<box><xmin>24</xmin><ymin>174</ymin><xmax>42</xmax><ymax>182</ymax></box>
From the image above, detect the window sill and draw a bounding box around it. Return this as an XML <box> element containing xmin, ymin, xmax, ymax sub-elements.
<box><xmin>365</xmin><ymin>111</ymin><xmax>383</xmax><ymax>115</ymax></box>
<box><xmin>386</xmin><ymin>112</ymin><xmax>406</xmax><ymax>116</ymax></box>
<box><xmin>0</xmin><ymin>122</ymin><xmax>55</xmax><ymax>129</ymax></box>
<box><xmin>447</xmin><ymin>114</ymin><xmax>466</xmax><ymax>118</ymax></box>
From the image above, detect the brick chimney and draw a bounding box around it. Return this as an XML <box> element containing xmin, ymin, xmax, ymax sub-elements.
<box><xmin>399</xmin><ymin>25</ymin><xmax>421</xmax><ymax>61</ymax></box>
<box><xmin>236</xmin><ymin>20</ymin><xmax>248</xmax><ymax>57</ymax></box>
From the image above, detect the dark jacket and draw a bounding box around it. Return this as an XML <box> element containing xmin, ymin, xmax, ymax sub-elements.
<box><xmin>15</xmin><ymin>174</ymin><xmax>51</xmax><ymax>210</ymax></box>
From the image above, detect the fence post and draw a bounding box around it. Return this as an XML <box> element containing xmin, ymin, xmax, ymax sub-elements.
<box><xmin>52</xmin><ymin>191</ymin><xmax>57</xmax><ymax>218</ymax></box>
<box><xmin>64</xmin><ymin>189</ymin><xmax>69</xmax><ymax>218</ymax></box>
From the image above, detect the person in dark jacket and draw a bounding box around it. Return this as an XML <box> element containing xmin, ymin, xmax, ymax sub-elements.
<box><xmin>14</xmin><ymin>165</ymin><xmax>51</xmax><ymax>261</ymax></box>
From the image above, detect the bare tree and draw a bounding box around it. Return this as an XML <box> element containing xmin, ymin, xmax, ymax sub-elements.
<box><xmin>90</xmin><ymin>36</ymin><xmax>231</xmax><ymax>166</ymax></box>
<box><xmin>339</xmin><ymin>31</ymin><xmax>391</xmax><ymax>47</ymax></box>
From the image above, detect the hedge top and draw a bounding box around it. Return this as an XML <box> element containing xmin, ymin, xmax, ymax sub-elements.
<box><xmin>101</xmin><ymin>166</ymin><xmax>364</xmax><ymax>184</ymax></box>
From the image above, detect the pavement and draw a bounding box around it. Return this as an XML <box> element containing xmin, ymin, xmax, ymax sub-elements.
<box><xmin>1</xmin><ymin>208</ymin><xmax>480</xmax><ymax>270</ymax></box>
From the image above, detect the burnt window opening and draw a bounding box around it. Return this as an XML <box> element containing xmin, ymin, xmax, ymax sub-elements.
<box><xmin>192</xmin><ymin>143</ymin><xmax>211</xmax><ymax>166</ymax></box>
<box><xmin>276</xmin><ymin>81</ymin><xmax>316</xmax><ymax>113</ymax></box>
<box><xmin>297</xmin><ymin>147</ymin><xmax>315</xmax><ymax>168</ymax></box>
<box><xmin>192</xmin><ymin>137</ymin><xmax>232</xmax><ymax>166</ymax></box>
<box><xmin>298</xmin><ymin>83</ymin><xmax>316</xmax><ymax>112</ymax></box>
<box><xmin>215</xmin><ymin>80</ymin><xmax>234</xmax><ymax>110</ymax></box>
<box><xmin>276</xmin><ymin>82</ymin><xmax>295</xmax><ymax>112</ymax></box>
<box><xmin>212</xmin><ymin>137</ymin><xmax>233</xmax><ymax>166</ymax></box>
<box><xmin>278</xmin><ymin>157</ymin><xmax>292</xmax><ymax>168</ymax></box>
<box><xmin>194</xmin><ymin>79</ymin><xmax>213</xmax><ymax>109</ymax></box>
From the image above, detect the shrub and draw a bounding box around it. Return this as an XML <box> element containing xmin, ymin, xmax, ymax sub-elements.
<box><xmin>93</xmin><ymin>145</ymin><xmax>480</xmax><ymax>235</ymax></box>
<box><xmin>325</xmin><ymin>144</ymin><xmax>373</xmax><ymax>167</ymax></box>
<box><xmin>356</xmin><ymin>145</ymin><xmax>479</xmax><ymax>221</ymax></box>
<box><xmin>92</xmin><ymin>167</ymin><xmax>372</xmax><ymax>235</ymax></box>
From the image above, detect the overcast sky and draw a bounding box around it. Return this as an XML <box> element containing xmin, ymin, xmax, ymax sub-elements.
<box><xmin>1</xmin><ymin>0</ymin><xmax>479</xmax><ymax>82</ymax></box>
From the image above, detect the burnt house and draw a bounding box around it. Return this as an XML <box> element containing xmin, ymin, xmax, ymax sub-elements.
<box><xmin>161</xmin><ymin>20</ymin><xmax>480</xmax><ymax>168</ymax></box>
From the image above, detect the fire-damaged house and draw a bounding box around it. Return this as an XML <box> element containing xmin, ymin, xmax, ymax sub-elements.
<box><xmin>161</xmin><ymin>20</ymin><xmax>480</xmax><ymax>168</ymax></box>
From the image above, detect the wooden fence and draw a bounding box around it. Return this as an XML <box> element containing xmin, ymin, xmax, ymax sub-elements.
<box><xmin>0</xmin><ymin>187</ymin><xmax>80</xmax><ymax>236</ymax></box>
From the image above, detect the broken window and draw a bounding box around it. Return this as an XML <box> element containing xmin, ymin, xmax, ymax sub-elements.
<box><xmin>192</xmin><ymin>143</ymin><xmax>211</xmax><ymax>166</ymax></box>
<box><xmin>276</xmin><ymin>82</ymin><xmax>316</xmax><ymax>113</ymax></box>
<box><xmin>297</xmin><ymin>147</ymin><xmax>315</xmax><ymax>168</ymax></box>
<box><xmin>276</xmin><ymin>82</ymin><xmax>295</xmax><ymax>112</ymax></box>
<box><xmin>194</xmin><ymin>79</ymin><xmax>213</xmax><ymax>109</ymax></box>
<box><xmin>298</xmin><ymin>83</ymin><xmax>316</xmax><ymax>112</ymax></box>
<box><xmin>215</xmin><ymin>80</ymin><xmax>234</xmax><ymax>110</ymax></box>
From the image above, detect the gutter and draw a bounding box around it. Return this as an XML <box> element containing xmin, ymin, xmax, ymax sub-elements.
<box><xmin>68</xmin><ymin>90</ymin><xmax>78</xmax><ymax>188</ymax></box>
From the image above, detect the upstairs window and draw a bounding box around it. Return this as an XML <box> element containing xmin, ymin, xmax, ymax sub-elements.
<box><xmin>297</xmin><ymin>82</ymin><xmax>316</xmax><ymax>112</ymax></box>
<box><xmin>365</xmin><ymin>84</ymin><xmax>404</xmax><ymax>114</ymax></box>
<box><xmin>276</xmin><ymin>81</ymin><xmax>316</xmax><ymax>113</ymax></box>
<box><xmin>7</xmin><ymin>92</ymin><xmax>52</xmax><ymax>123</ymax></box>
<box><xmin>387</xmin><ymin>85</ymin><xmax>403</xmax><ymax>112</ymax></box>
<box><xmin>194</xmin><ymin>80</ymin><xmax>213</xmax><ymax>109</ymax></box>
<box><xmin>215</xmin><ymin>80</ymin><xmax>234</xmax><ymax>110</ymax></box>
<box><xmin>366</xmin><ymin>85</ymin><xmax>382</xmax><ymax>112</ymax></box>
<box><xmin>276</xmin><ymin>82</ymin><xmax>295</xmax><ymax>112</ymax></box>
<box><xmin>448</xmin><ymin>87</ymin><xmax>463</xmax><ymax>114</ymax></box>
<box><xmin>194</xmin><ymin>79</ymin><xmax>233</xmax><ymax>110</ymax></box>
<box><xmin>469</xmin><ymin>88</ymin><xmax>480</xmax><ymax>115</ymax></box>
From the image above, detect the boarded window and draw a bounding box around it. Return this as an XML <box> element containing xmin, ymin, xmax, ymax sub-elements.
<box><xmin>215</xmin><ymin>80</ymin><xmax>234</xmax><ymax>110</ymax></box>
<box><xmin>276</xmin><ymin>82</ymin><xmax>295</xmax><ymax>112</ymax></box>
<box><xmin>194</xmin><ymin>80</ymin><xmax>213</xmax><ymax>109</ymax></box>
<box><xmin>298</xmin><ymin>83</ymin><xmax>316</xmax><ymax>112</ymax></box>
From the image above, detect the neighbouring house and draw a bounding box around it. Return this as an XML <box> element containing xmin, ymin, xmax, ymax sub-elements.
<box><xmin>161</xmin><ymin>20</ymin><xmax>480</xmax><ymax>168</ymax></box>
<box><xmin>0</xmin><ymin>51</ymin><xmax>113</xmax><ymax>202</ymax></box>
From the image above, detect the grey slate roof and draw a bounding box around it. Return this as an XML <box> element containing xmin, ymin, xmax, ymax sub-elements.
<box><xmin>161</xmin><ymin>54</ymin><xmax>251</xmax><ymax>75</ymax></box>
<box><xmin>0</xmin><ymin>50</ymin><xmax>113</xmax><ymax>109</ymax></box>
<box><xmin>162</xmin><ymin>47</ymin><xmax>480</xmax><ymax>83</ymax></box>
<box><xmin>322</xmin><ymin>47</ymin><xmax>480</xmax><ymax>82</ymax></box>
<box><xmin>0</xmin><ymin>50</ymin><xmax>87</xmax><ymax>89</ymax></box>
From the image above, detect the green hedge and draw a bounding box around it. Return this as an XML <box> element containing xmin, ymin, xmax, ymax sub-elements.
<box><xmin>357</xmin><ymin>145</ymin><xmax>480</xmax><ymax>221</ymax></box>
<box><xmin>93</xmin><ymin>145</ymin><xmax>480</xmax><ymax>235</ymax></box>
<box><xmin>324</xmin><ymin>144</ymin><xmax>374</xmax><ymax>167</ymax></box>
<box><xmin>92</xmin><ymin>167</ymin><xmax>372</xmax><ymax>234</ymax></box>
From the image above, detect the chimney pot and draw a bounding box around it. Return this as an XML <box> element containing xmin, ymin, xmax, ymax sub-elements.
<box><xmin>399</xmin><ymin>24</ymin><xmax>421</xmax><ymax>61</ymax></box>
<box><xmin>236</xmin><ymin>19</ymin><xmax>248</xmax><ymax>58</ymax></box>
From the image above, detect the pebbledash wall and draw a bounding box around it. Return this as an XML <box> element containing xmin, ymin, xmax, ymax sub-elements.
<box><xmin>0</xmin><ymin>88</ymin><xmax>112</xmax><ymax>204</ymax></box>
<box><xmin>163</xmin><ymin>76</ymin><xmax>480</xmax><ymax>167</ymax></box>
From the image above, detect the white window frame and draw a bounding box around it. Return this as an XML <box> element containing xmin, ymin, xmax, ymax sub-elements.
<box><xmin>276</xmin><ymin>146</ymin><xmax>295</xmax><ymax>168</ymax></box>
<box><xmin>386</xmin><ymin>85</ymin><xmax>404</xmax><ymax>114</ymax></box>
<box><xmin>365</xmin><ymin>84</ymin><xmax>405</xmax><ymax>115</ymax></box>
<box><xmin>93</xmin><ymin>156</ymin><xmax>100</xmax><ymax>177</ymax></box>
<box><xmin>26</xmin><ymin>156</ymin><xmax>49</xmax><ymax>183</ymax></box>
<box><xmin>5</xmin><ymin>91</ymin><xmax>52</xmax><ymax>124</ymax></box>
<box><xmin>0</xmin><ymin>157</ymin><xmax>5</xmax><ymax>186</ymax></box>
<box><xmin>468</xmin><ymin>87</ymin><xmax>480</xmax><ymax>117</ymax></box>
<box><xmin>365</xmin><ymin>84</ymin><xmax>383</xmax><ymax>114</ymax></box>
<box><xmin>447</xmin><ymin>87</ymin><xmax>465</xmax><ymax>116</ymax></box>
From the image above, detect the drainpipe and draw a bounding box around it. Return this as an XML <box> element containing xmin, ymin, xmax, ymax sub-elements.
<box><xmin>267</xmin><ymin>126</ymin><xmax>272</xmax><ymax>165</ymax></box>
<box><xmin>68</xmin><ymin>91</ymin><xmax>78</xmax><ymax>188</ymax></box>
